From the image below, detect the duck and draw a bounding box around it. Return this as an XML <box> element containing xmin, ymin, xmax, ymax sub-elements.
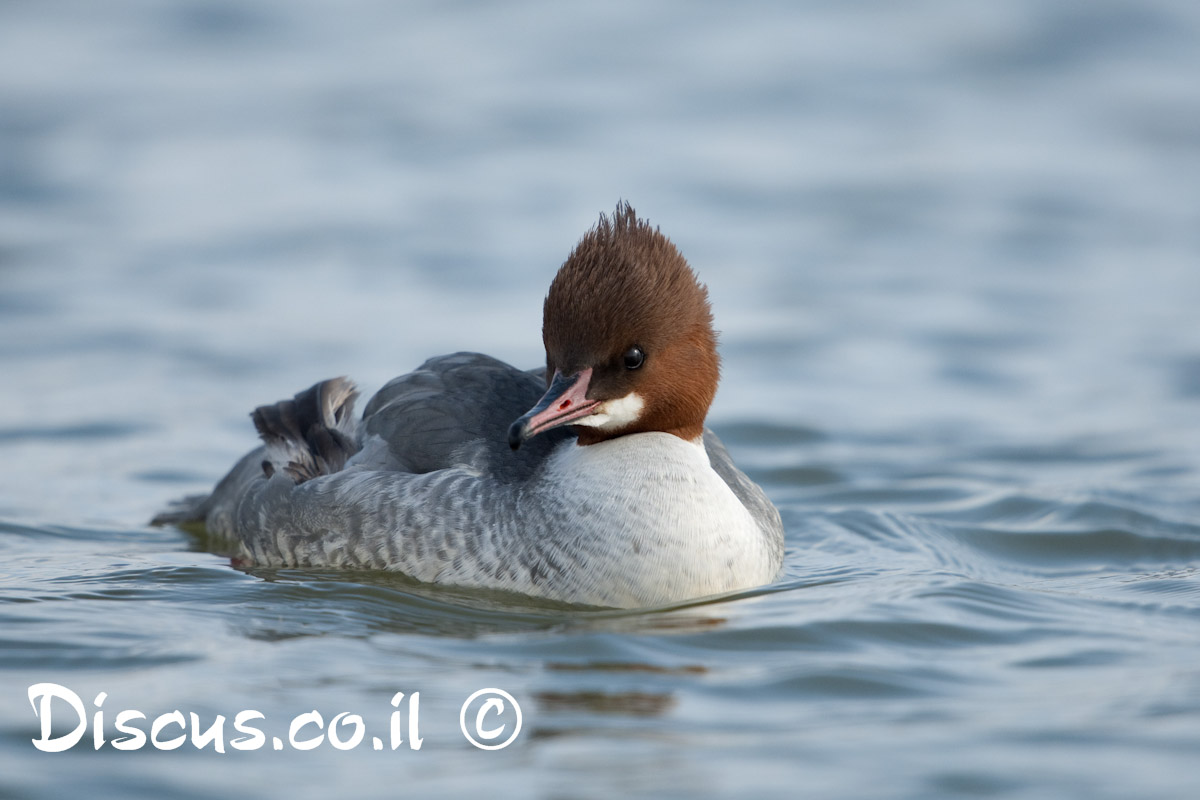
<box><xmin>155</xmin><ymin>203</ymin><xmax>784</xmax><ymax>608</ymax></box>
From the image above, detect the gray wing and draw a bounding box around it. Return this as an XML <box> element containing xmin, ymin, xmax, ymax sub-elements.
<box><xmin>358</xmin><ymin>352</ymin><xmax>569</xmax><ymax>482</ymax></box>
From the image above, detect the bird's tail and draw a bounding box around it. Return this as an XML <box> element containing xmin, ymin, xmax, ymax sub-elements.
<box><xmin>252</xmin><ymin>377</ymin><xmax>361</xmax><ymax>483</ymax></box>
<box><xmin>150</xmin><ymin>377</ymin><xmax>361</xmax><ymax>529</ymax></box>
<box><xmin>150</xmin><ymin>493</ymin><xmax>211</xmax><ymax>527</ymax></box>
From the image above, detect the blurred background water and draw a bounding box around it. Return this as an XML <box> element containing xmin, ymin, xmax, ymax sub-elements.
<box><xmin>2</xmin><ymin>1</ymin><xmax>1199</xmax><ymax>797</ymax></box>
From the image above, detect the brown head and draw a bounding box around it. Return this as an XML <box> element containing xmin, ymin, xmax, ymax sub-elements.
<box><xmin>508</xmin><ymin>202</ymin><xmax>720</xmax><ymax>449</ymax></box>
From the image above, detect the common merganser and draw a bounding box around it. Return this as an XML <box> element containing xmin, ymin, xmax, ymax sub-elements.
<box><xmin>155</xmin><ymin>203</ymin><xmax>784</xmax><ymax>608</ymax></box>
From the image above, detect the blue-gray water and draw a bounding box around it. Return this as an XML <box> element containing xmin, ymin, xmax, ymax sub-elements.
<box><xmin>2</xmin><ymin>1</ymin><xmax>1200</xmax><ymax>797</ymax></box>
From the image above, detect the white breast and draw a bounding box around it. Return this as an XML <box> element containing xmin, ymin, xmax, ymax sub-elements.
<box><xmin>531</xmin><ymin>433</ymin><xmax>779</xmax><ymax>607</ymax></box>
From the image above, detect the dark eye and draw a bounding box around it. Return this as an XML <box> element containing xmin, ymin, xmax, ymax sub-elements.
<box><xmin>623</xmin><ymin>346</ymin><xmax>645</xmax><ymax>370</ymax></box>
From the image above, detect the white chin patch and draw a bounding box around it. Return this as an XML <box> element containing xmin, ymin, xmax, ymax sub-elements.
<box><xmin>572</xmin><ymin>391</ymin><xmax>645</xmax><ymax>431</ymax></box>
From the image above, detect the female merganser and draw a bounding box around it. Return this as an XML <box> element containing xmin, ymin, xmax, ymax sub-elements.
<box><xmin>156</xmin><ymin>203</ymin><xmax>784</xmax><ymax>608</ymax></box>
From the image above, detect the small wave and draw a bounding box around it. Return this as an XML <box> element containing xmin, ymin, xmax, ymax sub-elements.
<box><xmin>929</xmin><ymin>493</ymin><xmax>1200</xmax><ymax>572</ymax></box>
